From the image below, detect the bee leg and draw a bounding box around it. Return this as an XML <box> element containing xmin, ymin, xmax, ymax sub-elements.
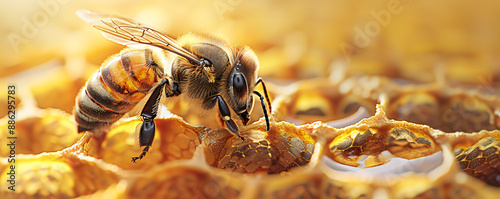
<box><xmin>131</xmin><ymin>78</ymin><xmax>169</xmax><ymax>163</ymax></box>
<box><xmin>255</xmin><ymin>78</ymin><xmax>272</xmax><ymax>131</ymax></box>
<box><xmin>255</xmin><ymin>77</ymin><xmax>272</xmax><ymax>112</ymax></box>
<box><xmin>253</xmin><ymin>91</ymin><xmax>270</xmax><ymax>131</ymax></box>
<box><xmin>131</xmin><ymin>118</ymin><xmax>155</xmax><ymax>163</ymax></box>
<box><xmin>211</xmin><ymin>95</ymin><xmax>244</xmax><ymax>140</ymax></box>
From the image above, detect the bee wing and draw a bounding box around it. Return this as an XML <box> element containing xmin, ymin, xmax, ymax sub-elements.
<box><xmin>76</xmin><ymin>10</ymin><xmax>203</xmax><ymax>66</ymax></box>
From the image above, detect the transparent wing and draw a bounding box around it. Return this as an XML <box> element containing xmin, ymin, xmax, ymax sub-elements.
<box><xmin>76</xmin><ymin>10</ymin><xmax>202</xmax><ymax>65</ymax></box>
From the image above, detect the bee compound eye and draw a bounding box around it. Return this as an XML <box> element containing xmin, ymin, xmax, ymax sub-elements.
<box><xmin>232</xmin><ymin>73</ymin><xmax>248</xmax><ymax>101</ymax></box>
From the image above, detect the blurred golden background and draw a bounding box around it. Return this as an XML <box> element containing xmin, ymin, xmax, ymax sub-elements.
<box><xmin>2</xmin><ymin>0</ymin><xmax>500</xmax><ymax>81</ymax></box>
<box><xmin>1</xmin><ymin>0</ymin><xmax>500</xmax><ymax>136</ymax></box>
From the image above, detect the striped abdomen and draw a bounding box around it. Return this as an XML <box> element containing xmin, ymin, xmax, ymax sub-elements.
<box><xmin>75</xmin><ymin>48</ymin><xmax>164</xmax><ymax>132</ymax></box>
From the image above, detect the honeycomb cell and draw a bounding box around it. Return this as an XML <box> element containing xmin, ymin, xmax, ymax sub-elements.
<box><xmin>257</xmin><ymin>173</ymin><xmax>323</xmax><ymax>199</ymax></box>
<box><xmin>291</xmin><ymin>91</ymin><xmax>334</xmax><ymax>123</ymax></box>
<box><xmin>453</xmin><ymin>136</ymin><xmax>500</xmax><ymax>186</ymax></box>
<box><xmin>1</xmin><ymin>161</ymin><xmax>76</xmax><ymax>198</ymax></box>
<box><xmin>337</xmin><ymin>94</ymin><xmax>376</xmax><ymax>118</ymax></box>
<box><xmin>447</xmin><ymin>184</ymin><xmax>482</xmax><ymax>199</ymax></box>
<box><xmin>86</xmin><ymin>120</ymin><xmax>163</xmax><ymax>170</ymax></box>
<box><xmin>442</xmin><ymin>97</ymin><xmax>496</xmax><ymax>132</ymax></box>
<box><xmin>323</xmin><ymin>180</ymin><xmax>372</xmax><ymax>199</ymax></box>
<box><xmin>274</xmin><ymin>79</ymin><xmax>376</xmax><ymax>126</ymax></box>
<box><xmin>387</xmin><ymin>128</ymin><xmax>434</xmax><ymax>159</ymax></box>
<box><xmin>0</xmin><ymin>109</ymin><xmax>80</xmax><ymax>156</ymax></box>
<box><xmin>393</xmin><ymin>179</ymin><xmax>445</xmax><ymax>199</ymax></box>
<box><xmin>328</xmin><ymin>115</ymin><xmax>440</xmax><ymax>168</ymax></box>
<box><xmin>126</xmin><ymin>167</ymin><xmax>241</xmax><ymax>199</ymax></box>
<box><xmin>0</xmin><ymin>154</ymin><xmax>119</xmax><ymax>198</ymax></box>
<box><xmin>388</xmin><ymin>92</ymin><xmax>442</xmax><ymax>129</ymax></box>
<box><xmin>30</xmin><ymin>113</ymin><xmax>81</xmax><ymax>153</ymax></box>
<box><xmin>218</xmin><ymin>121</ymin><xmax>315</xmax><ymax>174</ymax></box>
<box><xmin>156</xmin><ymin>118</ymin><xmax>203</xmax><ymax>161</ymax></box>
<box><xmin>85</xmin><ymin>118</ymin><xmax>205</xmax><ymax>170</ymax></box>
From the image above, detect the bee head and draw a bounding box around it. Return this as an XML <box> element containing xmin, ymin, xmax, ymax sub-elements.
<box><xmin>229</xmin><ymin>47</ymin><xmax>259</xmax><ymax>125</ymax></box>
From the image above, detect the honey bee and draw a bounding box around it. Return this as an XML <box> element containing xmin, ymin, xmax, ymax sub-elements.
<box><xmin>74</xmin><ymin>10</ymin><xmax>271</xmax><ymax>162</ymax></box>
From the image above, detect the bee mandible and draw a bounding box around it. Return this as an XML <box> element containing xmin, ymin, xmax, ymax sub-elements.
<box><xmin>74</xmin><ymin>10</ymin><xmax>271</xmax><ymax>162</ymax></box>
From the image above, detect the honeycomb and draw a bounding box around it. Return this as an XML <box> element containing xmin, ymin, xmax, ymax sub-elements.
<box><xmin>2</xmin><ymin>1</ymin><xmax>500</xmax><ymax>198</ymax></box>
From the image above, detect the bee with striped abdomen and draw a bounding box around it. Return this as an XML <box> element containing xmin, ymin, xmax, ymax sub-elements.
<box><xmin>74</xmin><ymin>10</ymin><xmax>271</xmax><ymax>162</ymax></box>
